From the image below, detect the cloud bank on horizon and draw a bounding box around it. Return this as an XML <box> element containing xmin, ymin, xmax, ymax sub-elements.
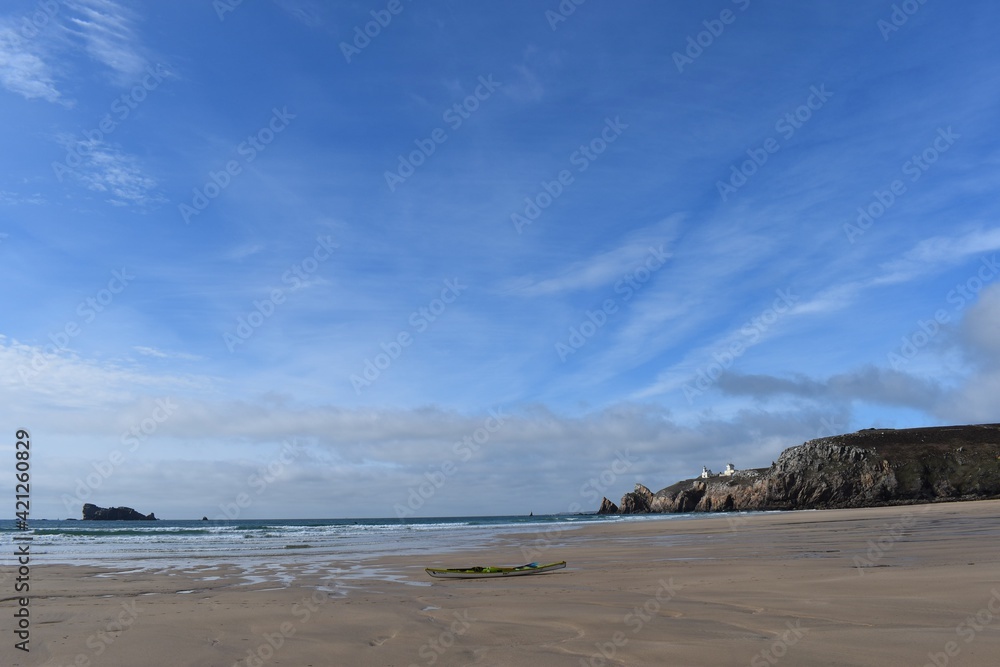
<box><xmin>1</xmin><ymin>0</ymin><xmax>998</xmax><ymax>519</ymax></box>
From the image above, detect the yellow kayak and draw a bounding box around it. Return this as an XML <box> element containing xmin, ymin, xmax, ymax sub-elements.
<box><xmin>425</xmin><ymin>561</ymin><xmax>566</xmax><ymax>579</ymax></box>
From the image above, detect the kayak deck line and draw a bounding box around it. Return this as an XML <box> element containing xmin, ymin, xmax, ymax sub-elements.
<box><xmin>425</xmin><ymin>560</ymin><xmax>567</xmax><ymax>579</ymax></box>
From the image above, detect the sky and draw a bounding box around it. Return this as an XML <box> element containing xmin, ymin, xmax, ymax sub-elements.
<box><xmin>2</xmin><ymin>0</ymin><xmax>999</xmax><ymax>520</ymax></box>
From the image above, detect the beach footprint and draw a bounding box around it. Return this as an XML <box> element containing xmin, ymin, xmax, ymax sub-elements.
<box><xmin>369</xmin><ymin>631</ymin><xmax>398</xmax><ymax>647</ymax></box>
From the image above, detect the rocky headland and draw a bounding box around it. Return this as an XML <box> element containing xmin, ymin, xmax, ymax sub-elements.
<box><xmin>599</xmin><ymin>423</ymin><xmax>1000</xmax><ymax>514</ymax></box>
<box><xmin>82</xmin><ymin>503</ymin><xmax>158</xmax><ymax>520</ymax></box>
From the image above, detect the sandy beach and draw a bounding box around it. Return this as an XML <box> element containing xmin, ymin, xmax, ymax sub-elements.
<box><xmin>9</xmin><ymin>500</ymin><xmax>1000</xmax><ymax>667</ymax></box>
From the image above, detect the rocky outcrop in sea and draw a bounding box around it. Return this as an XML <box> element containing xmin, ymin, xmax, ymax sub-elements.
<box><xmin>82</xmin><ymin>503</ymin><xmax>158</xmax><ymax>520</ymax></box>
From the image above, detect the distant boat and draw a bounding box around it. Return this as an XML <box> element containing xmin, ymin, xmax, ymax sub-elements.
<box><xmin>425</xmin><ymin>561</ymin><xmax>566</xmax><ymax>579</ymax></box>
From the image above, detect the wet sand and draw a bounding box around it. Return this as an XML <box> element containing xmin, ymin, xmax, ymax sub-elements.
<box><xmin>8</xmin><ymin>499</ymin><xmax>1000</xmax><ymax>666</ymax></box>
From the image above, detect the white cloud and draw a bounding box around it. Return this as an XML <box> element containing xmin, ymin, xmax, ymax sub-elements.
<box><xmin>64</xmin><ymin>0</ymin><xmax>147</xmax><ymax>83</ymax></box>
<box><xmin>0</xmin><ymin>334</ymin><xmax>858</xmax><ymax>518</ymax></box>
<box><xmin>227</xmin><ymin>243</ymin><xmax>266</xmax><ymax>261</ymax></box>
<box><xmin>507</xmin><ymin>218</ymin><xmax>677</xmax><ymax>296</ymax></box>
<box><xmin>873</xmin><ymin>226</ymin><xmax>1000</xmax><ymax>286</ymax></box>
<box><xmin>0</xmin><ymin>336</ymin><xmax>210</xmax><ymax>410</ymax></box>
<box><xmin>273</xmin><ymin>0</ymin><xmax>327</xmax><ymax>29</ymax></box>
<box><xmin>506</xmin><ymin>63</ymin><xmax>545</xmax><ymax>104</ymax></box>
<box><xmin>132</xmin><ymin>346</ymin><xmax>202</xmax><ymax>362</ymax></box>
<box><xmin>960</xmin><ymin>283</ymin><xmax>1000</xmax><ymax>367</ymax></box>
<box><xmin>0</xmin><ymin>190</ymin><xmax>45</xmax><ymax>205</ymax></box>
<box><xmin>936</xmin><ymin>370</ymin><xmax>1000</xmax><ymax>424</ymax></box>
<box><xmin>1</xmin><ymin>0</ymin><xmax>154</xmax><ymax>106</ymax></box>
<box><xmin>788</xmin><ymin>282</ymin><xmax>863</xmax><ymax>316</ymax></box>
<box><xmin>63</xmin><ymin>139</ymin><xmax>164</xmax><ymax>207</ymax></box>
<box><xmin>24</xmin><ymin>392</ymin><xmax>848</xmax><ymax>518</ymax></box>
<box><xmin>0</xmin><ymin>25</ymin><xmax>64</xmax><ymax>103</ymax></box>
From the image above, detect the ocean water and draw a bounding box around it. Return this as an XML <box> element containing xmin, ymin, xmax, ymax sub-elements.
<box><xmin>0</xmin><ymin>514</ymin><xmax>687</xmax><ymax>572</ymax></box>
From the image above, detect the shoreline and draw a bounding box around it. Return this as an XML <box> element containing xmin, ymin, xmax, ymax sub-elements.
<box><xmin>8</xmin><ymin>500</ymin><xmax>1000</xmax><ymax>666</ymax></box>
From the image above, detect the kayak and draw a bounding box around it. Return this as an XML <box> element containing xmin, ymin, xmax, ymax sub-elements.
<box><xmin>425</xmin><ymin>560</ymin><xmax>566</xmax><ymax>579</ymax></box>
<box><xmin>425</xmin><ymin>561</ymin><xmax>566</xmax><ymax>579</ymax></box>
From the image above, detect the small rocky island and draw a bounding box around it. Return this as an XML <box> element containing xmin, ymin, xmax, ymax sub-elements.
<box><xmin>82</xmin><ymin>503</ymin><xmax>158</xmax><ymax>520</ymax></box>
<box><xmin>599</xmin><ymin>423</ymin><xmax>1000</xmax><ymax>514</ymax></box>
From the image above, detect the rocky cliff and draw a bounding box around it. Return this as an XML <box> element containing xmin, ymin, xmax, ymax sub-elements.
<box><xmin>597</xmin><ymin>497</ymin><xmax>619</xmax><ymax>514</ymax></box>
<box><xmin>82</xmin><ymin>503</ymin><xmax>157</xmax><ymax>520</ymax></box>
<box><xmin>603</xmin><ymin>424</ymin><xmax>1000</xmax><ymax>514</ymax></box>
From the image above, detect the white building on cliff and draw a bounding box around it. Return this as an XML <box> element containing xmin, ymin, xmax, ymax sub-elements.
<box><xmin>701</xmin><ymin>463</ymin><xmax>737</xmax><ymax>478</ymax></box>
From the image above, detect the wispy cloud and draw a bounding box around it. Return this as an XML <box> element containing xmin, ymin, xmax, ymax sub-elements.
<box><xmin>788</xmin><ymin>282</ymin><xmax>863</xmax><ymax>316</ymax></box>
<box><xmin>273</xmin><ymin>0</ymin><xmax>327</xmax><ymax>29</ymax></box>
<box><xmin>0</xmin><ymin>336</ymin><xmax>210</xmax><ymax>410</ymax></box>
<box><xmin>873</xmin><ymin>226</ymin><xmax>1000</xmax><ymax>286</ymax></box>
<box><xmin>61</xmin><ymin>138</ymin><xmax>164</xmax><ymax>208</ymax></box>
<box><xmin>226</xmin><ymin>243</ymin><xmax>266</xmax><ymax>261</ymax></box>
<box><xmin>0</xmin><ymin>189</ymin><xmax>45</xmax><ymax>205</ymax></box>
<box><xmin>506</xmin><ymin>219</ymin><xmax>677</xmax><ymax>296</ymax></box>
<box><xmin>133</xmin><ymin>346</ymin><xmax>202</xmax><ymax>362</ymax></box>
<box><xmin>63</xmin><ymin>0</ymin><xmax>147</xmax><ymax>83</ymax></box>
<box><xmin>0</xmin><ymin>24</ymin><xmax>64</xmax><ymax>103</ymax></box>
<box><xmin>507</xmin><ymin>63</ymin><xmax>545</xmax><ymax>104</ymax></box>
<box><xmin>1</xmin><ymin>0</ymin><xmax>151</xmax><ymax>103</ymax></box>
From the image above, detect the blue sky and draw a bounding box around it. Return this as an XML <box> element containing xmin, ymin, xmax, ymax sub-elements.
<box><xmin>2</xmin><ymin>0</ymin><xmax>999</xmax><ymax>519</ymax></box>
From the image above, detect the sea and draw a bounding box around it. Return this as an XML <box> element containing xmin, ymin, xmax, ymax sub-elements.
<box><xmin>0</xmin><ymin>514</ymin><xmax>703</xmax><ymax>587</ymax></box>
